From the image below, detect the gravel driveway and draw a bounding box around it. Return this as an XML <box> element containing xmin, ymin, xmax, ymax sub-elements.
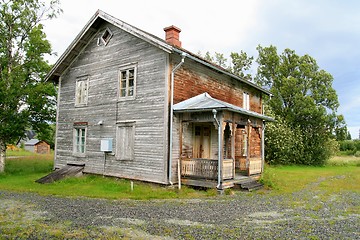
<box><xmin>0</xmin><ymin>190</ymin><xmax>359</xmax><ymax>239</ymax></box>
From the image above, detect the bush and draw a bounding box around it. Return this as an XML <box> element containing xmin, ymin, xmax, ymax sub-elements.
<box><xmin>355</xmin><ymin>151</ymin><xmax>360</xmax><ymax>157</ymax></box>
<box><xmin>354</xmin><ymin>140</ymin><xmax>360</xmax><ymax>151</ymax></box>
<box><xmin>339</xmin><ymin>140</ymin><xmax>356</xmax><ymax>152</ymax></box>
<box><xmin>265</xmin><ymin>119</ymin><xmax>304</xmax><ymax>165</ymax></box>
<box><xmin>265</xmin><ymin>119</ymin><xmax>337</xmax><ymax>166</ymax></box>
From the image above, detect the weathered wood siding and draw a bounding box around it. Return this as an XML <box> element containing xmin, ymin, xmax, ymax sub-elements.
<box><xmin>55</xmin><ymin>21</ymin><xmax>169</xmax><ymax>184</ymax></box>
<box><xmin>173</xmin><ymin>58</ymin><xmax>263</xmax><ymax>113</ymax></box>
<box><xmin>35</xmin><ymin>141</ymin><xmax>50</xmax><ymax>154</ymax></box>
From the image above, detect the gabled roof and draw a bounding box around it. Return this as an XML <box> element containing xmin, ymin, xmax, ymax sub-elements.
<box><xmin>173</xmin><ymin>93</ymin><xmax>274</xmax><ymax>122</ymax></box>
<box><xmin>46</xmin><ymin>10</ymin><xmax>173</xmax><ymax>82</ymax></box>
<box><xmin>25</xmin><ymin>139</ymin><xmax>40</xmax><ymax>146</ymax></box>
<box><xmin>46</xmin><ymin>10</ymin><xmax>271</xmax><ymax>95</ymax></box>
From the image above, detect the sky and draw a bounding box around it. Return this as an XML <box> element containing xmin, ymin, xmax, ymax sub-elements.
<box><xmin>43</xmin><ymin>0</ymin><xmax>360</xmax><ymax>139</ymax></box>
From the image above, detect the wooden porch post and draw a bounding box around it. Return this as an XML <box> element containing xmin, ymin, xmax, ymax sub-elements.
<box><xmin>231</xmin><ymin>115</ymin><xmax>236</xmax><ymax>179</ymax></box>
<box><xmin>246</xmin><ymin>119</ymin><xmax>251</xmax><ymax>176</ymax></box>
<box><xmin>261</xmin><ymin>121</ymin><xmax>265</xmax><ymax>173</ymax></box>
<box><xmin>178</xmin><ymin>119</ymin><xmax>183</xmax><ymax>189</ymax></box>
<box><xmin>217</xmin><ymin>114</ymin><xmax>223</xmax><ymax>189</ymax></box>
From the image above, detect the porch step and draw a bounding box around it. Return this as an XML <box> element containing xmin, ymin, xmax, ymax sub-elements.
<box><xmin>236</xmin><ymin>180</ymin><xmax>263</xmax><ymax>191</ymax></box>
<box><xmin>36</xmin><ymin>164</ymin><xmax>84</xmax><ymax>184</ymax></box>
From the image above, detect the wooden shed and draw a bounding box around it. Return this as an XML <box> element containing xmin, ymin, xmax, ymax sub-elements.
<box><xmin>25</xmin><ymin>139</ymin><xmax>50</xmax><ymax>154</ymax></box>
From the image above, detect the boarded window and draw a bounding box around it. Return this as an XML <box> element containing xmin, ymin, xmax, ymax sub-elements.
<box><xmin>73</xmin><ymin>125</ymin><xmax>87</xmax><ymax>156</ymax></box>
<box><xmin>116</xmin><ymin>122</ymin><xmax>135</xmax><ymax>160</ymax></box>
<box><xmin>243</xmin><ymin>92</ymin><xmax>250</xmax><ymax>110</ymax></box>
<box><xmin>75</xmin><ymin>76</ymin><xmax>89</xmax><ymax>106</ymax></box>
<box><xmin>118</xmin><ymin>64</ymin><xmax>137</xmax><ymax>99</ymax></box>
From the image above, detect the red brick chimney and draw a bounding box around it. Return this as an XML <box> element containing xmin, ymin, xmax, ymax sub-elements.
<box><xmin>164</xmin><ymin>25</ymin><xmax>182</xmax><ymax>47</ymax></box>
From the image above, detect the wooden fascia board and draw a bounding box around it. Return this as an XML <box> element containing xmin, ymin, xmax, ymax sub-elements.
<box><xmin>98</xmin><ymin>10</ymin><xmax>173</xmax><ymax>53</ymax></box>
<box><xmin>45</xmin><ymin>10</ymin><xmax>173</xmax><ymax>82</ymax></box>
<box><xmin>45</xmin><ymin>11</ymin><xmax>101</xmax><ymax>82</ymax></box>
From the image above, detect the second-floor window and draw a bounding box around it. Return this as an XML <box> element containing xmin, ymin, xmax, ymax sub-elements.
<box><xmin>243</xmin><ymin>92</ymin><xmax>250</xmax><ymax>110</ymax></box>
<box><xmin>118</xmin><ymin>64</ymin><xmax>137</xmax><ymax>100</ymax></box>
<box><xmin>75</xmin><ymin>76</ymin><xmax>89</xmax><ymax>106</ymax></box>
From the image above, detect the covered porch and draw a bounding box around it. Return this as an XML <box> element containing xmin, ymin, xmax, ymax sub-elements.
<box><xmin>173</xmin><ymin>93</ymin><xmax>273</xmax><ymax>189</ymax></box>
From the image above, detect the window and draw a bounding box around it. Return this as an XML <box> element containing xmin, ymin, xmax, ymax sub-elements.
<box><xmin>75</xmin><ymin>76</ymin><xmax>89</xmax><ymax>106</ymax></box>
<box><xmin>101</xmin><ymin>28</ymin><xmax>113</xmax><ymax>45</ymax></box>
<box><xmin>73</xmin><ymin>123</ymin><xmax>87</xmax><ymax>156</ymax></box>
<box><xmin>243</xmin><ymin>92</ymin><xmax>250</xmax><ymax>110</ymax></box>
<box><xmin>118</xmin><ymin>64</ymin><xmax>137</xmax><ymax>99</ymax></box>
<box><xmin>116</xmin><ymin>122</ymin><xmax>135</xmax><ymax>160</ymax></box>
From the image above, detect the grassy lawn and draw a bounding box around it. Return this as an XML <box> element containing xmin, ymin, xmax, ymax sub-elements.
<box><xmin>0</xmin><ymin>156</ymin><xmax>217</xmax><ymax>199</ymax></box>
<box><xmin>261</xmin><ymin>156</ymin><xmax>360</xmax><ymax>194</ymax></box>
<box><xmin>0</xmin><ymin>154</ymin><xmax>359</xmax><ymax>199</ymax></box>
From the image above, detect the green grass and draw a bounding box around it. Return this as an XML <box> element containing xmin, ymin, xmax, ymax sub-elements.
<box><xmin>0</xmin><ymin>157</ymin><xmax>217</xmax><ymax>200</ymax></box>
<box><xmin>6</xmin><ymin>149</ymin><xmax>54</xmax><ymax>156</ymax></box>
<box><xmin>1</xmin><ymin>155</ymin><xmax>359</xmax><ymax>200</ymax></box>
<box><xmin>261</xmin><ymin>156</ymin><xmax>360</xmax><ymax>194</ymax></box>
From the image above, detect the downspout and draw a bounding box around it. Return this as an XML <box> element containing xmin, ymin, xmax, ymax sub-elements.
<box><xmin>169</xmin><ymin>52</ymin><xmax>186</xmax><ymax>185</ymax></box>
<box><xmin>212</xmin><ymin>109</ymin><xmax>222</xmax><ymax>189</ymax></box>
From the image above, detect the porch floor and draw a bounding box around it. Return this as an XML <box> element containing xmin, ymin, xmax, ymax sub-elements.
<box><xmin>181</xmin><ymin>173</ymin><xmax>261</xmax><ymax>189</ymax></box>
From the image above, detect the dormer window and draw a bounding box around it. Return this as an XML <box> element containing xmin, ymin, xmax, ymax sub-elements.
<box><xmin>101</xmin><ymin>28</ymin><xmax>113</xmax><ymax>45</ymax></box>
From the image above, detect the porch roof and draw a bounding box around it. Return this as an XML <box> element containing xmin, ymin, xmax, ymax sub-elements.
<box><xmin>173</xmin><ymin>93</ymin><xmax>274</xmax><ymax>122</ymax></box>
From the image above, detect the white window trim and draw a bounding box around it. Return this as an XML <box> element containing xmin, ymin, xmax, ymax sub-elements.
<box><xmin>116</xmin><ymin>121</ymin><xmax>136</xmax><ymax>161</ymax></box>
<box><xmin>100</xmin><ymin>27</ymin><xmax>113</xmax><ymax>46</ymax></box>
<box><xmin>243</xmin><ymin>92</ymin><xmax>250</xmax><ymax>110</ymax></box>
<box><xmin>75</xmin><ymin>76</ymin><xmax>89</xmax><ymax>107</ymax></box>
<box><xmin>118</xmin><ymin>63</ymin><xmax>137</xmax><ymax>101</ymax></box>
<box><xmin>73</xmin><ymin>125</ymin><xmax>87</xmax><ymax>157</ymax></box>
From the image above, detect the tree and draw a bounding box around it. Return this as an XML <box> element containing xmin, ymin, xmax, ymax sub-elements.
<box><xmin>0</xmin><ymin>0</ymin><xmax>61</xmax><ymax>172</ymax></box>
<box><xmin>346</xmin><ymin>131</ymin><xmax>352</xmax><ymax>140</ymax></box>
<box><xmin>229</xmin><ymin>51</ymin><xmax>254</xmax><ymax>81</ymax></box>
<box><xmin>36</xmin><ymin>123</ymin><xmax>56</xmax><ymax>149</ymax></box>
<box><xmin>214</xmin><ymin>52</ymin><xmax>227</xmax><ymax>68</ymax></box>
<box><xmin>334</xmin><ymin>114</ymin><xmax>348</xmax><ymax>141</ymax></box>
<box><xmin>255</xmin><ymin>45</ymin><xmax>340</xmax><ymax>165</ymax></box>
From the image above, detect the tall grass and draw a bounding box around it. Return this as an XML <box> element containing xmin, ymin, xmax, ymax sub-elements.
<box><xmin>4</xmin><ymin>157</ymin><xmax>53</xmax><ymax>175</ymax></box>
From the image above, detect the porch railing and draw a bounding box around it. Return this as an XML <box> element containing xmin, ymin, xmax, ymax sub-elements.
<box><xmin>181</xmin><ymin>158</ymin><xmax>234</xmax><ymax>180</ymax></box>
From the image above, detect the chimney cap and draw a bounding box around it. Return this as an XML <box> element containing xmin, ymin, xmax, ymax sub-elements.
<box><xmin>163</xmin><ymin>25</ymin><xmax>181</xmax><ymax>32</ymax></box>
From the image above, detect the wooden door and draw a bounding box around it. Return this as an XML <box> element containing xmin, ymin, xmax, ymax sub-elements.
<box><xmin>193</xmin><ymin>124</ymin><xmax>211</xmax><ymax>158</ymax></box>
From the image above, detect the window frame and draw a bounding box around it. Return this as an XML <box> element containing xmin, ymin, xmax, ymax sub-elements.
<box><xmin>243</xmin><ymin>92</ymin><xmax>250</xmax><ymax>110</ymax></box>
<box><xmin>73</xmin><ymin>123</ymin><xmax>87</xmax><ymax>157</ymax></box>
<box><xmin>75</xmin><ymin>76</ymin><xmax>89</xmax><ymax>107</ymax></box>
<box><xmin>118</xmin><ymin>63</ymin><xmax>137</xmax><ymax>101</ymax></box>
<box><xmin>116</xmin><ymin>121</ymin><xmax>135</xmax><ymax>161</ymax></box>
<box><xmin>100</xmin><ymin>27</ymin><xmax>113</xmax><ymax>46</ymax></box>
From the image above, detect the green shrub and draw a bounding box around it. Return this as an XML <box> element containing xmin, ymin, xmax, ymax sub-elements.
<box><xmin>265</xmin><ymin>119</ymin><xmax>303</xmax><ymax>165</ymax></box>
<box><xmin>354</xmin><ymin>140</ymin><xmax>360</xmax><ymax>151</ymax></box>
<box><xmin>355</xmin><ymin>151</ymin><xmax>360</xmax><ymax>158</ymax></box>
<box><xmin>339</xmin><ymin>140</ymin><xmax>356</xmax><ymax>152</ymax></box>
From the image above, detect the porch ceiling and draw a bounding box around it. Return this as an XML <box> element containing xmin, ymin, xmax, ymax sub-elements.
<box><xmin>173</xmin><ymin>92</ymin><xmax>274</xmax><ymax>122</ymax></box>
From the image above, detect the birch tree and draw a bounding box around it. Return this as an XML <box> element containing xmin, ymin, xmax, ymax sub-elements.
<box><xmin>0</xmin><ymin>0</ymin><xmax>61</xmax><ymax>172</ymax></box>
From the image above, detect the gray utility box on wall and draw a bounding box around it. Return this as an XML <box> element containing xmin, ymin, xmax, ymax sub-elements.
<box><xmin>100</xmin><ymin>138</ymin><xmax>113</xmax><ymax>152</ymax></box>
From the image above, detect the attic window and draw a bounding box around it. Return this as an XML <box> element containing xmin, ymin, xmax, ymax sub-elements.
<box><xmin>101</xmin><ymin>28</ymin><xmax>113</xmax><ymax>45</ymax></box>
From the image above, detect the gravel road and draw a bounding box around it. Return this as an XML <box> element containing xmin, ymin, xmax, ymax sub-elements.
<box><xmin>0</xmin><ymin>190</ymin><xmax>359</xmax><ymax>239</ymax></box>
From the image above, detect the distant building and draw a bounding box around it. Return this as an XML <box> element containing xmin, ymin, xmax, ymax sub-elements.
<box><xmin>25</xmin><ymin>139</ymin><xmax>50</xmax><ymax>154</ymax></box>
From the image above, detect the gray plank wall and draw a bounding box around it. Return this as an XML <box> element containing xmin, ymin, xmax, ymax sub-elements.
<box><xmin>56</xmin><ymin>22</ymin><xmax>170</xmax><ymax>184</ymax></box>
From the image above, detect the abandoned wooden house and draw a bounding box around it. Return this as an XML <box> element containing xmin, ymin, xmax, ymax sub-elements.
<box><xmin>46</xmin><ymin>10</ymin><xmax>273</xmax><ymax>189</ymax></box>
